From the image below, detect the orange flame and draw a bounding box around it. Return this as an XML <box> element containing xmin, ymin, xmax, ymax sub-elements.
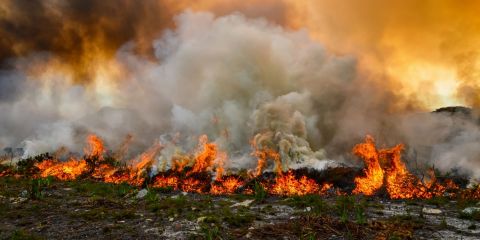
<box><xmin>252</xmin><ymin>139</ymin><xmax>282</xmax><ymax>176</ymax></box>
<box><xmin>171</xmin><ymin>155</ymin><xmax>191</xmax><ymax>172</ymax></box>
<box><xmin>353</xmin><ymin>135</ymin><xmax>459</xmax><ymax>199</ymax></box>
<box><xmin>35</xmin><ymin>158</ymin><xmax>88</xmax><ymax>180</ymax></box>
<box><xmin>191</xmin><ymin>135</ymin><xmax>217</xmax><ymax>173</ymax></box>
<box><xmin>84</xmin><ymin>134</ymin><xmax>105</xmax><ymax>160</ymax></box>
<box><xmin>189</xmin><ymin>135</ymin><xmax>227</xmax><ymax>180</ymax></box>
<box><xmin>181</xmin><ymin>178</ymin><xmax>203</xmax><ymax>193</ymax></box>
<box><xmin>352</xmin><ymin>135</ymin><xmax>384</xmax><ymax>196</ymax></box>
<box><xmin>210</xmin><ymin>176</ymin><xmax>243</xmax><ymax>195</ymax></box>
<box><xmin>152</xmin><ymin>176</ymin><xmax>179</xmax><ymax>190</ymax></box>
<box><xmin>270</xmin><ymin>170</ymin><xmax>320</xmax><ymax>196</ymax></box>
<box><xmin>23</xmin><ymin>132</ymin><xmax>469</xmax><ymax>199</ymax></box>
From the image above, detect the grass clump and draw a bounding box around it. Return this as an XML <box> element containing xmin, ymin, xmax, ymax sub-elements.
<box><xmin>68</xmin><ymin>181</ymin><xmax>134</xmax><ymax>198</ymax></box>
<box><xmin>148</xmin><ymin>195</ymin><xmax>190</xmax><ymax>217</ymax></box>
<box><xmin>29</xmin><ymin>177</ymin><xmax>53</xmax><ymax>199</ymax></box>
<box><xmin>388</xmin><ymin>214</ymin><xmax>425</xmax><ymax>228</ymax></box>
<box><xmin>10</xmin><ymin>230</ymin><xmax>44</xmax><ymax>240</ymax></box>
<box><xmin>334</xmin><ymin>196</ymin><xmax>368</xmax><ymax>224</ymax></box>
<box><xmin>200</xmin><ymin>224</ymin><xmax>220</xmax><ymax>240</ymax></box>
<box><xmin>253</xmin><ymin>181</ymin><xmax>267</xmax><ymax>203</ymax></box>
<box><xmin>459</xmin><ymin>208</ymin><xmax>480</xmax><ymax>221</ymax></box>
<box><xmin>287</xmin><ymin>194</ymin><xmax>330</xmax><ymax>215</ymax></box>
<box><xmin>424</xmin><ymin>196</ymin><xmax>449</xmax><ymax>207</ymax></box>
<box><xmin>222</xmin><ymin>207</ymin><xmax>256</xmax><ymax>227</ymax></box>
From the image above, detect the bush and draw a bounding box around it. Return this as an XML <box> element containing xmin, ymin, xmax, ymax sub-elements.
<box><xmin>253</xmin><ymin>181</ymin><xmax>267</xmax><ymax>202</ymax></box>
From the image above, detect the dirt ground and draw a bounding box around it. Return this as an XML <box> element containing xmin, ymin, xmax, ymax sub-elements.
<box><xmin>1</xmin><ymin>176</ymin><xmax>480</xmax><ymax>240</ymax></box>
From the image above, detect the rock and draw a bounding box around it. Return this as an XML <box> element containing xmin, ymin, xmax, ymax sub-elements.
<box><xmin>231</xmin><ymin>199</ymin><xmax>254</xmax><ymax>207</ymax></box>
<box><xmin>197</xmin><ymin>216</ymin><xmax>207</xmax><ymax>223</ymax></box>
<box><xmin>169</xmin><ymin>217</ymin><xmax>174</xmax><ymax>222</ymax></box>
<box><xmin>11</xmin><ymin>197</ymin><xmax>28</xmax><ymax>204</ymax></box>
<box><xmin>136</xmin><ymin>189</ymin><xmax>148</xmax><ymax>199</ymax></box>
<box><xmin>422</xmin><ymin>207</ymin><xmax>442</xmax><ymax>214</ymax></box>
<box><xmin>462</xmin><ymin>207</ymin><xmax>480</xmax><ymax>215</ymax></box>
<box><xmin>19</xmin><ymin>190</ymin><xmax>28</xmax><ymax>198</ymax></box>
<box><xmin>173</xmin><ymin>223</ymin><xmax>182</xmax><ymax>231</ymax></box>
<box><xmin>144</xmin><ymin>227</ymin><xmax>162</xmax><ymax>235</ymax></box>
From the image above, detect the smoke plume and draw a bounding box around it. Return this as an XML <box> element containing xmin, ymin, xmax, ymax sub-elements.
<box><xmin>1</xmin><ymin>1</ymin><xmax>480</xmax><ymax>179</ymax></box>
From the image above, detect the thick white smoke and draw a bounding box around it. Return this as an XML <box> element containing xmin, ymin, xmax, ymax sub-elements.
<box><xmin>1</xmin><ymin>11</ymin><xmax>480</xmax><ymax>178</ymax></box>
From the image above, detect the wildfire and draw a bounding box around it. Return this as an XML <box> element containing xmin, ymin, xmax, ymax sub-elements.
<box><xmin>152</xmin><ymin>175</ymin><xmax>179</xmax><ymax>190</ymax></box>
<box><xmin>352</xmin><ymin>135</ymin><xmax>459</xmax><ymax>199</ymax></box>
<box><xmin>181</xmin><ymin>178</ymin><xmax>204</xmax><ymax>193</ymax></box>
<box><xmin>270</xmin><ymin>171</ymin><xmax>320</xmax><ymax>196</ymax></box>
<box><xmin>252</xmin><ymin>138</ymin><xmax>282</xmax><ymax>176</ymax></box>
<box><xmin>8</xmin><ymin>133</ymin><xmax>475</xmax><ymax>199</ymax></box>
<box><xmin>210</xmin><ymin>176</ymin><xmax>244</xmax><ymax>195</ymax></box>
<box><xmin>171</xmin><ymin>155</ymin><xmax>190</xmax><ymax>172</ymax></box>
<box><xmin>352</xmin><ymin>136</ymin><xmax>384</xmax><ymax>196</ymax></box>
<box><xmin>35</xmin><ymin>158</ymin><xmax>87</xmax><ymax>181</ymax></box>
<box><xmin>84</xmin><ymin>134</ymin><xmax>105</xmax><ymax>160</ymax></box>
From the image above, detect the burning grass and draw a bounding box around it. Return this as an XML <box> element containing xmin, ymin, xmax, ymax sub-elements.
<box><xmin>4</xmin><ymin>134</ymin><xmax>480</xmax><ymax>238</ymax></box>
<box><xmin>0</xmin><ymin>134</ymin><xmax>478</xmax><ymax>201</ymax></box>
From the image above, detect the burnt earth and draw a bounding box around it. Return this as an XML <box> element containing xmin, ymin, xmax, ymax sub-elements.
<box><xmin>1</xmin><ymin>176</ymin><xmax>480</xmax><ymax>240</ymax></box>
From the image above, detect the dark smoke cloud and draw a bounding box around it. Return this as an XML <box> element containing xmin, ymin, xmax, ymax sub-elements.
<box><xmin>0</xmin><ymin>0</ymin><xmax>175</xmax><ymax>81</ymax></box>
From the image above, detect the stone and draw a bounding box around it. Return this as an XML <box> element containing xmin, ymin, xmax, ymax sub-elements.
<box><xmin>422</xmin><ymin>207</ymin><xmax>442</xmax><ymax>214</ymax></box>
<box><xmin>462</xmin><ymin>207</ymin><xmax>480</xmax><ymax>215</ymax></box>
<box><xmin>136</xmin><ymin>189</ymin><xmax>148</xmax><ymax>199</ymax></box>
<box><xmin>231</xmin><ymin>199</ymin><xmax>254</xmax><ymax>207</ymax></box>
<box><xmin>196</xmin><ymin>216</ymin><xmax>207</xmax><ymax>223</ymax></box>
<box><xmin>144</xmin><ymin>227</ymin><xmax>162</xmax><ymax>235</ymax></box>
<box><xmin>19</xmin><ymin>190</ymin><xmax>28</xmax><ymax>198</ymax></box>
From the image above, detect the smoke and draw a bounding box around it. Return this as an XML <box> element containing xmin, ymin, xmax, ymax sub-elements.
<box><xmin>1</xmin><ymin>3</ymin><xmax>480</xmax><ymax>179</ymax></box>
<box><xmin>0</xmin><ymin>0</ymin><xmax>179</xmax><ymax>84</ymax></box>
<box><xmin>280</xmin><ymin>0</ymin><xmax>480</xmax><ymax>109</ymax></box>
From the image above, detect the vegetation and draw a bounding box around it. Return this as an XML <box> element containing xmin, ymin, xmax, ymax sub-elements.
<box><xmin>0</xmin><ymin>171</ymin><xmax>477</xmax><ymax>239</ymax></box>
<box><xmin>253</xmin><ymin>181</ymin><xmax>267</xmax><ymax>202</ymax></box>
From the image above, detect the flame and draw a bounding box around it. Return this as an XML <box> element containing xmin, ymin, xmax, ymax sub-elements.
<box><xmin>191</xmin><ymin>135</ymin><xmax>217</xmax><ymax>173</ymax></box>
<box><xmin>84</xmin><ymin>134</ymin><xmax>105</xmax><ymax>160</ymax></box>
<box><xmin>171</xmin><ymin>155</ymin><xmax>191</xmax><ymax>172</ymax></box>
<box><xmin>252</xmin><ymin>139</ymin><xmax>282</xmax><ymax>176</ymax></box>
<box><xmin>352</xmin><ymin>136</ymin><xmax>384</xmax><ymax>196</ymax></box>
<box><xmin>152</xmin><ymin>176</ymin><xmax>179</xmax><ymax>190</ymax></box>
<box><xmin>181</xmin><ymin>178</ymin><xmax>203</xmax><ymax>193</ymax></box>
<box><xmin>353</xmin><ymin>135</ymin><xmax>459</xmax><ymax>199</ymax></box>
<box><xmin>210</xmin><ymin>176</ymin><xmax>243</xmax><ymax>195</ymax></box>
<box><xmin>35</xmin><ymin>158</ymin><xmax>87</xmax><ymax>181</ymax></box>
<box><xmin>270</xmin><ymin>171</ymin><xmax>320</xmax><ymax>196</ymax></box>
<box><xmin>189</xmin><ymin>135</ymin><xmax>227</xmax><ymax>180</ymax></box>
<box><xmin>132</xmin><ymin>142</ymin><xmax>162</xmax><ymax>171</ymax></box>
<box><xmin>19</xmin><ymin>133</ymin><xmax>474</xmax><ymax>199</ymax></box>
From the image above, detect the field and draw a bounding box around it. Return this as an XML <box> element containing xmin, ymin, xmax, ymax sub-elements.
<box><xmin>1</xmin><ymin>176</ymin><xmax>480</xmax><ymax>240</ymax></box>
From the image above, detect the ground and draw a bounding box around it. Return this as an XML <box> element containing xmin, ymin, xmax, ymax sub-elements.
<box><xmin>1</xmin><ymin>177</ymin><xmax>480</xmax><ymax>240</ymax></box>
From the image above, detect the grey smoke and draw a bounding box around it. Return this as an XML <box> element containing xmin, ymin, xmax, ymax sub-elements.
<box><xmin>1</xmin><ymin>11</ymin><xmax>480</xmax><ymax>179</ymax></box>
